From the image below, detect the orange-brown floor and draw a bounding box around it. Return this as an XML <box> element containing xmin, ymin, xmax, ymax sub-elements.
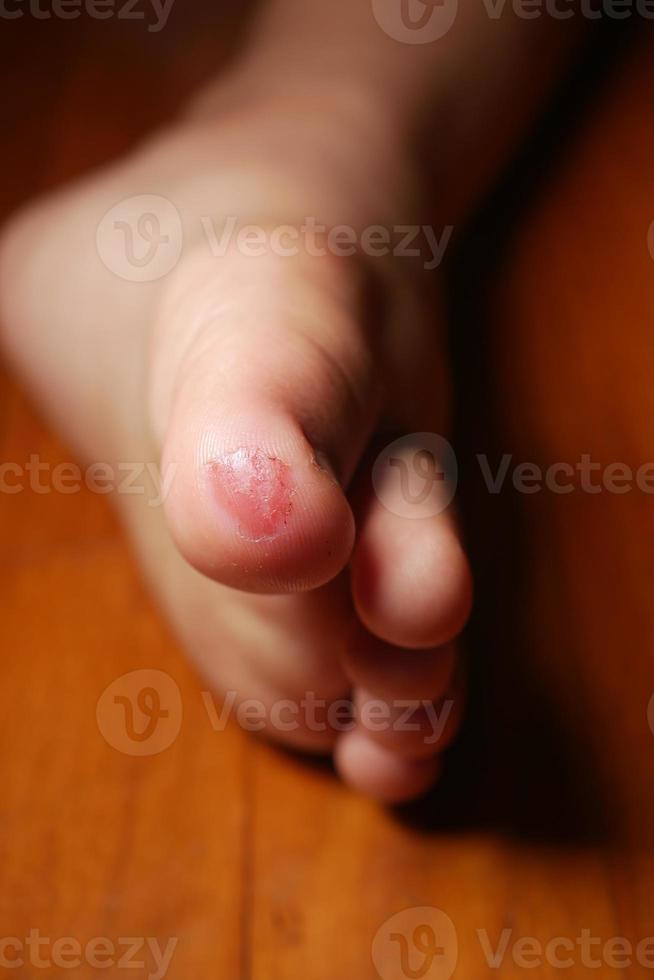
<box><xmin>1</xmin><ymin>11</ymin><xmax>654</xmax><ymax>978</ymax></box>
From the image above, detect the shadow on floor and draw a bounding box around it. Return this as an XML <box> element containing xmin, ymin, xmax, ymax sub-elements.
<box><xmin>398</xmin><ymin>20</ymin><xmax>642</xmax><ymax>845</ymax></box>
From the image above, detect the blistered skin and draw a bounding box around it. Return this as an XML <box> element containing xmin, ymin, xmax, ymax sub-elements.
<box><xmin>207</xmin><ymin>448</ymin><xmax>294</xmax><ymax>541</ymax></box>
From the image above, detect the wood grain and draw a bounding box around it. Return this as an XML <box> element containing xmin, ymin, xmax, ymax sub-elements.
<box><xmin>0</xmin><ymin>11</ymin><xmax>652</xmax><ymax>979</ymax></box>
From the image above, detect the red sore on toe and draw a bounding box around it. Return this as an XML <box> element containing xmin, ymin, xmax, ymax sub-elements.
<box><xmin>208</xmin><ymin>447</ymin><xmax>294</xmax><ymax>541</ymax></box>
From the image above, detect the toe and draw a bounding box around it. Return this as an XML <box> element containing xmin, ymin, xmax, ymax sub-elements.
<box><xmin>351</xmin><ymin>682</ymin><xmax>463</xmax><ymax>759</ymax></box>
<box><xmin>341</xmin><ymin>619</ymin><xmax>456</xmax><ymax>701</ymax></box>
<box><xmin>334</xmin><ymin>730</ymin><xmax>442</xmax><ymax>804</ymax></box>
<box><xmin>351</xmin><ymin>445</ymin><xmax>473</xmax><ymax>649</ymax></box>
<box><xmin>151</xmin><ymin>246</ymin><xmax>381</xmax><ymax>593</ymax></box>
<box><xmin>341</xmin><ymin>434</ymin><xmax>471</xmax><ymax>799</ymax></box>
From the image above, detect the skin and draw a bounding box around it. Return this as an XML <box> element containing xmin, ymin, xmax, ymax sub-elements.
<box><xmin>0</xmin><ymin>1</ymin><xmax>582</xmax><ymax>801</ymax></box>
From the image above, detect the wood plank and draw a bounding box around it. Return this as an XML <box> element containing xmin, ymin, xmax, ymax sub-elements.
<box><xmin>0</xmin><ymin>11</ymin><xmax>652</xmax><ymax>980</ymax></box>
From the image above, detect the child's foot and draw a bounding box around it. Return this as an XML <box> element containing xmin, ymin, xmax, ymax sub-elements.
<box><xmin>0</xmin><ymin>78</ymin><xmax>472</xmax><ymax>803</ymax></box>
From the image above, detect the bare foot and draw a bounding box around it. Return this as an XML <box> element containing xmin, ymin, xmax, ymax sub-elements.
<box><xmin>0</xmin><ymin>75</ymin><xmax>472</xmax><ymax>803</ymax></box>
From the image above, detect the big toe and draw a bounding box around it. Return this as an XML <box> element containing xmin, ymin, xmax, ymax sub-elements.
<box><xmin>151</xmin><ymin>245</ymin><xmax>381</xmax><ymax>594</ymax></box>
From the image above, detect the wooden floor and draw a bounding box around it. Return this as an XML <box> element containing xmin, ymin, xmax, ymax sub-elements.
<box><xmin>1</xmin><ymin>9</ymin><xmax>654</xmax><ymax>979</ymax></box>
